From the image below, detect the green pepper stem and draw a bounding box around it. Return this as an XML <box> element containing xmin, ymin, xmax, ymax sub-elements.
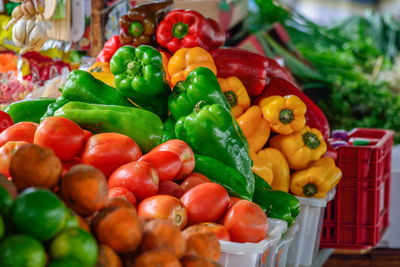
<box><xmin>194</xmin><ymin>101</ymin><xmax>206</xmax><ymax>113</ymax></box>
<box><xmin>302</xmin><ymin>132</ymin><xmax>321</xmax><ymax>149</ymax></box>
<box><xmin>279</xmin><ymin>108</ymin><xmax>294</xmax><ymax>124</ymax></box>
<box><xmin>303</xmin><ymin>183</ymin><xmax>318</xmax><ymax>197</ymax></box>
<box><xmin>224</xmin><ymin>91</ymin><xmax>238</xmax><ymax>107</ymax></box>
<box><xmin>172</xmin><ymin>22</ymin><xmax>189</xmax><ymax>39</ymax></box>
<box><xmin>129</xmin><ymin>22</ymin><xmax>144</xmax><ymax>38</ymax></box>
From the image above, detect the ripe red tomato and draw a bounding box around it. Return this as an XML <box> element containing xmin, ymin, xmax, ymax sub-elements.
<box><xmin>138</xmin><ymin>195</ymin><xmax>187</xmax><ymax>229</ymax></box>
<box><xmin>180</xmin><ymin>173</ymin><xmax>210</xmax><ymax>192</ymax></box>
<box><xmin>193</xmin><ymin>223</ymin><xmax>231</xmax><ymax>241</ymax></box>
<box><xmin>180</xmin><ymin>183</ymin><xmax>229</xmax><ymax>225</ymax></box>
<box><xmin>108</xmin><ymin>161</ymin><xmax>159</xmax><ymax>201</ymax></box>
<box><xmin>0</xmin><ymin>111</ymin><xmax>13</xmax><ymax>133</ymax></box>
<box><xmin>83</xmin><ymin>130</ymin><xmax>93</xmax><ymax>141</ymax></box>
<box><xmin>151</xmin><ymin>140</ymin><xmax>195</xmax><ymax>180</ymax></box>
<box><xmin>139</xmin><ymin>150</ymin><xmax>182</xmax><ymax>181</ymax></box>
<box><xmin>108</xmin><ymin>187</ymin><xmax>137</xmax><ymax>207</ymax></box>
<box><xmin>0</xmin><ymin>122</ymin><xmax>38</xmax><ymax>147</ymax></box>
<box><xmin>158</xmin><ymin>180</ymin><xmax>184</xmax><ymax>198</ymax></box>
<box><xmin>223</xmin><ymin>200</ymin><xmax>268</xmax><ymax>243</ymax></box>
<box><xmin>34</xmin><ymin>117</ymin><xmax>86</xmax><ymax>161</ymax></box>
<box><xmin>228</xmin><ymin>197</ymin><xmax>241</xmax><ymax>209</ymax></box>
<box><xmin>82</xmin><ymin>133</ymin><xmax>142</xmax><ymax>177</ymax></box>
<box><xmin>0</xmin><ymin>141</ymin><xmax>28</xmax><ymax>177</ymax></box>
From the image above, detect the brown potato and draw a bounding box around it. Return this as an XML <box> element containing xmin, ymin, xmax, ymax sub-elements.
<box><xmin>132</xmin><ymin>249</ymin><xmax>182</xmax><ymax>267</ymax></box>
<box><xmin>181</xmin><ymin>255</ymin><xmax>222</xmax><ymax>267</ymax></box>
<box><xmin>95</xmin><ymin>244</ymin><xmax>123</xmax><ymax>267</ymax></box>
<box><xmin>10</xmin><ymin>144</ymin><xmax>61</xmax><ymax>190</ymax></box>
<box><xmin>182</xmin><ymin>225</ymin><xmax>221</xmax><ymax>261</ymax></box>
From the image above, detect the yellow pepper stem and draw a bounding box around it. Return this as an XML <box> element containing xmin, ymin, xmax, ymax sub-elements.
<box><xmin>279</xmin><ymin>108</ymin><xmax>294</xmax><ymax>124</ymax></box>
<box><xmin>303</xmin><ymin>183</ymin><xmax>318</xmax><ymax>197</ymax></box>
<box><xmin>302</xmin><ymin>132</ymin><xmax>321</xmax><ymax>149</ymax></box>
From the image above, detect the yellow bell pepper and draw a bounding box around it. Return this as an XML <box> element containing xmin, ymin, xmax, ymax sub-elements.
<box><xmin>237</xmin><ymin>105</ymin><xmax>270</xmax><ymax>152</ymax></box>
<box><xmin>270</xmin><ymin>126</ymin><xmax>327</xmax><ymax>170</ymax></box>
<box><xmin>218</xmin><ymin>77</ymin><xmax>250</xmax><ymax>118</ymax></box>
<box><xmin>258</xmin><ymin>95</ymin><xmax>306</xmax><ymax>135</ymax></box>
<box><xmin>290</xmin><ymin>157</ymin><xmax>342</xmax><ymax>198</ymax></box>
<box><xmin>88</xmin><ymin>62</ymin><xmax>115</xmax><ymax>88</ymax></box>
<box><xmin>257</xmin><ymin>148</ymin><xmax>290</xmax><ymax>192</ymax></box>
<box><xmin>250</xmin><ymin>149</ymin><xmax>273</xmax><ymax>185</ymax></box>
<box><xmin>168</xmin><ymin>47</ymin><xmax>217</xmax><ymax>86</ymax></box>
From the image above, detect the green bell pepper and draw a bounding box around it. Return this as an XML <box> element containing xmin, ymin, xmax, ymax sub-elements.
<box><xmin>194</xmin><ymin>154</ymin><xmax>253</xmax><ymax>200</ymax></box>
<box><xmin>41</xmin><ymin>70</ymin><xmax>136</xmax><ymax>121</ymax></box>
<box><xmin>110</xmin><ymin>45</ymin><xmax>170</xmax><ymax>120</ymax></box>
<box><xmin>253</xmin><ymin>174</ymin><xmax>300</xmax><ymax>226</ymax></box>
<box><xmin>54</xmin><ymin>101</ymin><xmax>163</xmax><ymax>153</ymax></box>
<box><xmin>161</xmin><ymin>116</ymin><xmax>177</xmax><ymax>143</ymax></box>
<box><xmin>4</xmin><ymin>98</ymin><xmax>56</xmax><ymax>123</ymax></box>
<box><xmin>176</xmin><ymin>103</ymin><xmax>254</xmax><ymax>196</ymax></box>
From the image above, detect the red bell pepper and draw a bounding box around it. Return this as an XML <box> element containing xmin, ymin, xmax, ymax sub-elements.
<box><xmin>211</xmin><ymin>48</ymin><xmax>269</xmax><ymax>96</ymax></box>
<box><xmin>96</xmin><ymin>35</ymin><xmax>122</xmax><ymax>63</ymax></box>
<box><xmin>156</xmin><ymin>9</ymin><xmax>225</xmax><ymax>53</ymax></box>
<box><xmin>255</xmin><ymin>77</ymin><xmax>330</xmax><ymax>140</ymax></box>
<box><xmin>324</xmin><ymin>142</ymin><xmax>338</xmax><ymax>160</ymax></box>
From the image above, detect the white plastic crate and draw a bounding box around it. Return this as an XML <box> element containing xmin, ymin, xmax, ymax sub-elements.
<box><xmin>274</xmin><ymin>223</ymin><xmax>299</xmax><ymax>267</ymax></box>
<box><xmin>219</xmin><ymin>218</ymin><xmax>287</xmax><ymax>267</ymax></box>
<box><xmin>287</xmin><ymin>189</ymin><xmax>336</xmax><ymax>267</ymax></box>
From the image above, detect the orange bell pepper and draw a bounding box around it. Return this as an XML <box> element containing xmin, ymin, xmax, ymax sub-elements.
<box><xmin>168</xmin><ymin>47</ymin><xmax>217</xmax><ymax>87</ymax></box>
<box><xmin>218</xmin><ymin>77</ymin><xmax>250</xmax><ymax>118</ymax></box>
<box><xmin>237</xmin><ymin>105</ymin><xmax>270</xmax><ymax>152</ymax></box>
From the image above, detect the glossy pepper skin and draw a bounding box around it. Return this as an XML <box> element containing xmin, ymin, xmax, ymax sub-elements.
<box><xmin>253</xmin><ymin>174</ymin><xmax>300</xmax><ymax>226</ymax></box>
<box><xmin>88</xmin><ymin>62</ymin><xmax>115</xmax><ymax>88</ymax></box>
<box><xmin>96</xmin><ymin>35</ymin><xmax>122</xmax><ymax>63</ymax></box>
<box><xmin>4</xmin><ymin>98</ymin><xmax>56</xmax><ymax>123</ymax></box>
<box><xmin>270</xmin><ymin>126</ymin><xmax>327</xmax><ymax>170</ymax></box>
<box><xmin>254</xmin><ymin>148</ymin><xmax>290</xmax><ymax>192</ymax></box>
<box><xmin>250</xmin><ymin>149</ymin><xmax>273</xmax><ymax>185</ymax></box>
<box><xmin>156</xmin><ymin>9</ymin><xmax>225</xmax><ymax>54</ymax></box>
<box><xmin>259</xmin><ymin>95</ymin><xmax>306</xmax><ymax>135</ymax></box>
<box><xmin>54</xmin><ymin>101</ymin><xmax>163</xmax><ymax>153</ymax></box>
<box><xmin>168</xmin><ymin>67</ymin><xmax>228</xmax><ymax>121</ymax></box>
<box><xmin>175</xmin><ymin>103</ymin><xmax>254</xmax><ymax>197</ymax></box>
<box><xmin>194</xmin><ymin>154</ymin><xmax>253</xmax><ymax>200</ymax></box>
<box><xmin>119</xmin><ymin>0</ymin><xmax>173</xmax><ymax>46</ymax></box>
<box><xmin>168</xmin><ymin>47</ymin><xmax>217</xmax><ymax>87</ymax></box>
<box><xmin>237</xmin><ymin>106</ymin><xmax>270</xmax><ymax>152</ymax></box>
<box><xmin>211</xmin><ymin>48</ymin><xmax>269</xmax><ymax>96</ymax></box>
<box><xmin>110</xmin><ymin>45</ymin><xmax>170</xmax><ymax>120</ymax></box>
<box><xmin>256</xmin><ymin>77</ymin><xmax>330</xmax><ymax>140</ymax></box>
<box><xmin>218</xmin><ymin>77</ymin><xmax>250</xmax><ymax>118</ymax></box>
<box><xmin>291</xmin><ymin>157</ymin><xmax>342</xmax><ymax>198</ymax></box>
<box><xmin>161</xmin><ymin>116</ymin><xmax>177</xmax><ymax>143</ymax></box>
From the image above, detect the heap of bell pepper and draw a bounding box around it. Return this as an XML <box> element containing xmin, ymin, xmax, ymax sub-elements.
<box><xmin>3</xmin><ymin>6</ymin><xmax>346</xmax><ymax>228</ymax></box>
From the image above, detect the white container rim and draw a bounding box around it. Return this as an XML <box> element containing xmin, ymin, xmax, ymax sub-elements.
<box><xmin>276</xmin><ymin>223</ymin><xmax>300</xmax><ymax>250</ymax></box>
<box><xmin>295</xmin><ymin>188</ymin><xmax>336</xmax><ymax>207</ymax></box>
<box><xmin>219</xmin><ymin>218</ymin><xmax>287</xmax><ymax>254</ymax></box>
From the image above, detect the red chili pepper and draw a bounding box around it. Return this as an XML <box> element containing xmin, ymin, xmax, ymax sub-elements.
<box><xmin>211</xmin><ymin>48</ymin><xmax>269</xmax><ymax>96</ymax></box>
<box><xmin>156</xmin><ymin>9</ymin><xmax>225</xmax><ymax>53</ymax></box>
<box><xmin>96</xmin><ymin>35</ymin><xmax>123</xmax><ymax>63</ymax></box>
<box><xmin>0</xmin><ymin>111</ymin><xmax>13</xmax><ymax>133</ymax></box>
<box><xmin>255</xmin><ymin>77</ymin><xmax>330</xmax><ymax>140</ymax></box>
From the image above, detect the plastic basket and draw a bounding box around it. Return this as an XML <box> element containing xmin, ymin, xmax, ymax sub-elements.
<box><xmin>219</xmin><ymin>218</ymin><xmax>287</xmax><ymax>267</ymax></box>
<box><xmin>286</xmin><ymin>189</ymin><xmax>336</xmax><ymax>267</ymax></box>
<box><xmin>274</xmin><ymin>223</ymin><xmax>299</xmax><ymax>267</ymax></box>
<box><xmin>320</xmin><ymin>128</ymin><xmax>394</xmax><ymax>249</ymax></box>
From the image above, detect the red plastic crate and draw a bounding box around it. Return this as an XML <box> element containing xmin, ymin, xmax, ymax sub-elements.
<box><xmin>320</xmin><ymin>128</ymin><xmax>394</xmax><ymax>249</ymax></box>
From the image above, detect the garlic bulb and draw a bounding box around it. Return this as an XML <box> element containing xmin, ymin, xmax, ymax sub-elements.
<box><xmin>12</xmin><ymin>18</ymin><xmax>51</xmax><ymax>53</ymax></box>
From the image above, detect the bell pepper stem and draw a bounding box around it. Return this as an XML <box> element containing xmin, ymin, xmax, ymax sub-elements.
<box><xmin>194</xmin><ymin>101</ymin><xmax>206</xmax><ymax>113</ymax></box>
<box><xmin>172</xmin><ymin>22</ymin><xmax>189</xmax><ymax>39</ymax></box>
<box><xmin>129</xmin><ymin>21</ymin><xmax>144</xmax><ymax>38</ymax></box>
<box><xmin>302</xmin><ymin>132</ymin><xmax>321</xmax><ymax>149</ymax></box>
<box><xmin>126</xmin><ymin>60</ymin><xmax>142</xmax><ymax>76</ymax></box>
<box><xmin>303</xmin><ymin>183</ymin><xmax>318</xmax><ymax>197</ymax></box>
<box><xmin>279</xmin><ymin>108</ymin><xmax>294</xmax><ymax>124</ymax></box>
<box><xmin>224</xmin><ymin>91</ymin><xmax>238</xmax><ymax>107</ymax></box>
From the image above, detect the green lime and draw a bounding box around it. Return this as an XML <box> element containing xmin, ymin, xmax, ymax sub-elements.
<box><xmin>0</xmin><ymin>234</ymin><xmax>47</xmax><ymax>267</ymax></box>
<box><xmin>10</xmin><ymin>188</ymin><xmax>67</xmax><ymax>241</ymax></box>
<box><xmin>48</xmin><ymin>257</ymin><xmax>84</xmax><ymax>267</ymax></box>
<box><xmin>0</xmin><ymin>215</ymin><xmax>4</xmax><ymax>239</ymax></box>
<box><xmin>64</xmin><ymin>208</ymin><xmax>79</xmax><ymax>229</ymax></box>
<box><xmin>0</xmin><ymin>186</ymin><xmax>13</xmax><ymax>216</ymax></box>
<box><xmin>50</xmin><ymin>227</ymin><xmax>98</xmax><ymax>267</ymax></box>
